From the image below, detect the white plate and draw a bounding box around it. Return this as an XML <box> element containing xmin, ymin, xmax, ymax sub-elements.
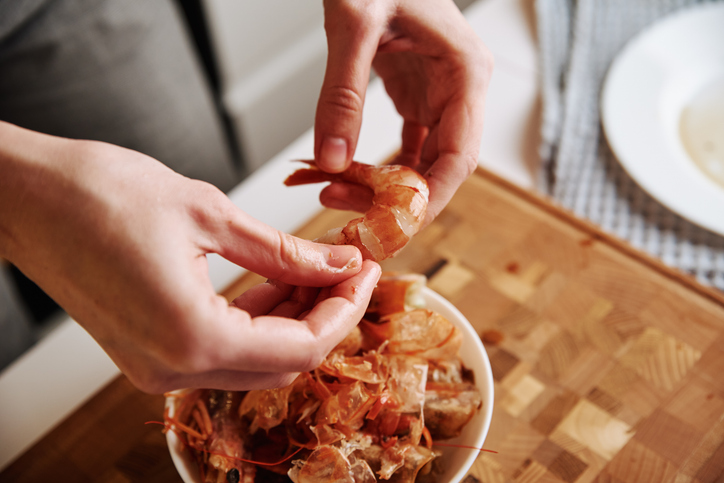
<box><xmin>601</xmin><ymin>3</ymin><xmax>724</xmax><ymax>236</ymax></box>
<box><xmin>167</xmin><ymin>286</ymin><xmax>495</xmax><ymax>483</ymax></box>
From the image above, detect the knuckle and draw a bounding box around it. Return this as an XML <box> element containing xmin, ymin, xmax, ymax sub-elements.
<box><xmin>274</xmin><ymin>232</ymin><xmax>305</xmax><ymax>275</ymax></box>
<box><xmin>320</xmin><ymin>85</ymin><xmax>365</xmax><ymax>117</ymax></box>
<box><xmin>461</xmin><ymin>152</ymin><xmax>479</xmax><ymax>177</ymax></box>
<box><xmin>188</xmin><ymin>181</ymin><xmax>229</xmax><ymax>219</ymax></box>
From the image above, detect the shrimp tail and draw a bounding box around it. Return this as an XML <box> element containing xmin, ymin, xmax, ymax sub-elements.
<box><xmin>283</xmin><ymin>160</ymin><xmax>333</xmax><ymax>186</ymax></box>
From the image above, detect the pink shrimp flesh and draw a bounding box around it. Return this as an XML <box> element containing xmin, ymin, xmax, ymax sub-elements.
<box><xmin>284</xmin><ymin>160</ymin><xmax>429</xmax><ymax>261</ymax></box>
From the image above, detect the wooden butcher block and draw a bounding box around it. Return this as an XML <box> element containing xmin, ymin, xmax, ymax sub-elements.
<box><xmin>3</xmin><ymin>168</ymin><xmax>724</xmax><ymax>483</ymax></box>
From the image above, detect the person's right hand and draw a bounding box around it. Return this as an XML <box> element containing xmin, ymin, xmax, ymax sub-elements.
<box><xmin>0</xmin><ymin>121</ymin><xmax>381</xmax><ymax>393</ymax></box>
<box><xmin>314</xmin><ymin>0</ymin><xmax>493</xmax><ymax>227</ymax></box>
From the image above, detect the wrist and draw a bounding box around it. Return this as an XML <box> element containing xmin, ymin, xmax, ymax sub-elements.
<box><xmin>0</xmin><ymin>122</ymin><xmax>76</xmax><ymax>262</ymax></box>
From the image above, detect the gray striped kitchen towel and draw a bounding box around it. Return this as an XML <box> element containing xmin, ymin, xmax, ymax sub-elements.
<box><xmin>535</xmin><ymin>0</ymin><xmax>724</xmax><ymax>290</ymax></box>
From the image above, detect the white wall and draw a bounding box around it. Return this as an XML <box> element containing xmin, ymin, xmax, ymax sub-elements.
<box><xmin>202</xmin><ymin>1</ymin><xmax>326</xmax><ymax>171</ymax></box>
<box><xmin>202</xmin><ymin>0</ymin><xmax>477</xmax><ymax>173</ymax></box>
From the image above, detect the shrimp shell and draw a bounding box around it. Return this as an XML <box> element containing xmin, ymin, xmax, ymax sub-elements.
<box><xmin>284</xmin><ymin>160</ymin><xmax>429</xmax><ymax>261</ymax></box>
<box><xmin>166</xmin><ymin>273</ymin><xmax>484</xmax><ymax>483</ymax></box>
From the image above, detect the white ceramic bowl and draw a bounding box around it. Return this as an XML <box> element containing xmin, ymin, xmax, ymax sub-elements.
<box><xmin>167</xmin><ymin>287</ymin><xmax>495</xmax><ymax>482</ymax></box>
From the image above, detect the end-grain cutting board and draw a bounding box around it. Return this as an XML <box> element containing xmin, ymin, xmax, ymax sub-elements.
<box><xmin>3</xmin><ymin>168</ymin><xmax>724</xmax><ymax>483</ymax></box>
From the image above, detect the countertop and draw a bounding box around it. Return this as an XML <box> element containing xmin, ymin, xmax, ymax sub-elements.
<box><xmin>0</xmin><ymin>0</ymin><xmax>540</xmax><ymax>471</ymax></box>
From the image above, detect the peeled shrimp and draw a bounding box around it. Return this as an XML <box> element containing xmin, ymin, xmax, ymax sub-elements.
<box><xmin>285</xmin><ymin>161</ymin><xmax>429</xmax><ymax>261</ymax></box>
<box><xmin>205</xmin><ymin>391</ymin><xmax>256</xmax><ymax>483</ymax></box>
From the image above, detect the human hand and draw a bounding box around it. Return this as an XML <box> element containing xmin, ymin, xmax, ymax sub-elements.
<box><xmin>314</xmin><ymin>0</ymin><xmax>493</xmax><ymax>225</ymax></box>
<box><xmin>0</xmin><ymin>122</ymin><xmax>381</xmax><ymax>393</ymax></box>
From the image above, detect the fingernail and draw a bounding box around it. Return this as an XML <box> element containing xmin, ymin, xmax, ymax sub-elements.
<box><xmin>319</xmin><ymin>137</ymin><xmax>348</xmax><ymax>173</ymax></box>
<box><xmin>326</xmin><ymin>245</ymin><xmax>361</xmax><ymax>271</ymax></box>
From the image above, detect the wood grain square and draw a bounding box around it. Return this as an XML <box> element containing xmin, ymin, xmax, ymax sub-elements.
<box><xmin>501</xmin><ymin>360</ymin><xmax>536</xmax><ymax>391</ymax></box>
<box><xmin>490</xmin><ymin>348</ymin><xmax>521</xmax><ymax>382</ymax></box>
<box><xmin>695</xmin><ymin>439</ymin><xmax>724</xmax><ymax>483</ymax></box>
<box><xmin>576</xmin><ymin>253</ymin><xmax>661</xmax><ymax>314</ymax></box>
<box><xmin>541</xmin><ymin>280</ymin><xmax>609</xmax><ymax>333</ymax></box>
<box><xmin>558</xmin><ymin>349</ymin><xmax>615</xmax><ymax>397</ymax></box>
<box><xmin>638</xmin><ymin>289</ymin><xmax>724</xmax><ymax>353</ymax></box>
<box><xmin>532</xmin><ymin>439</ymin><xmax>566</xmax><ymax>467</ymax></box>
<box><xmin>458</xmin><ymin>227</ymin><xmax>515</xmax><ymax>273</ymax></box>
<box><xmin>596</xmin><ymin>363</ymin><xmax>640</xmax><ymax>399</ymax></box>
<box><xmin>461</xmin><ymin>475</ymin><xmax>482</xmax><ymax>483</ymax></box>
<box><xmin>521</xmin><ymin>384</ymin><xmax>566</xmax><ymax>424</ymax></box>
<box><xmin>512</xmin><ymin>458</ymin><xmax>573</xmax><ymax>483</ymax></box>
<box><xmin>468</xmin><ymin>454</ymin><xmax>506</xmax><ymax>483</ymax></box>
<box><xmin>530</xmin><ymin>391</ymin><xmax>581</xmax><ymax>436</ymax></box>
<box><xmin>595</xmin><ymin>363</ymin><xmax>667</xmax><ymax>420</ymax></box>
<box><xmin>494</xmin><ymin>422</ymin><xmax>547</xmax><ymax>476</ymax></box>
<box><xmin>453</xmin><ymin>277</ymin><xmax>519</xmax><ymax>331</ymax></box>
<box><xmin>520</xmin><ymin>261</ymin><xmax>551</xmax><ymax>286</ymax></box>
<box><xmin>599</xmin><ymin>308</ymin><xmax>645</xmax><ymax>345</ymax></box>
<box><xmin>486</xmin><ymin>252</ymin><xmax>551</xmax><ymax>294</ymax></box>
<box><xmin>380</xmin><ymin>242</ymin><xmax>443</xmax><ymax>275</ymax></box>
<box><xmin>634</xmin><ymin>409</ymin><xmax>704</xmax><ymax>467</ymax></box>
<box><xmin>448</xmin><ymin>176</ymin><xmax>534</xmax><ymax>244</ymax></box>
<box><xmin>591</xmin><ymin>473</ymin><xmax>629</xmax><ymax>483</ymax></box>
<box><xmin>486</xmin><ymin>266</ymin><xmax>539</xmax><ymax>304</ymax></box>
<box><xmin>665</xmin><ymin>377</ymin><xmax>724</xmax><ymax>433</ymax></box>
<box><xmin>613</xmin><ymin>404</ymin><xmax>645</xmax><ymax>428</ymax></box>
<box><xmin>482</xmin><ymin>399</ymin><xmax>520</xmax><ymax>450</ymax></box>
<box><xmin>512</xmin><ymin>458</ymin><xmax>548</xmax><ymax>482</ymax></box>
<box><xmin>587</xmin><ymin>387</ymin><xmax>623</xmax><ymax>416</ymax></box>
<box><xmin>524</xmin><ymin>270</ymin><xmax>570</xmax><ymax>314</ymax></box>
<box><xmin>604</xmin><ymin>439</ymin><xmax>677</xmax><ymax>483</ymax></box>
<box><xmin>675</xmin><ymin>418</ymin><xmax>724</xmax><ymax>482</ymax></box>
<box><xmin>498</xmin><ymin>304</ymin><xmax>541</xmax><ymax>339</ymax></box>
<box><xmin>427</xmin><ymin>261</ymin><xmax>475</xmax><ymax>298</ymax></box>
<box><xmin>537</xmin><ymin>330</ymin><xmax>585</xmax><ymax>380</ymax></box>
<box><xmin>617</xmin><ymin>375</ymin><xmax>669</xmax><ymax>423</ymax></box>
<box><xmin>557</xmin><ymin>400</ymin><xmax>634</xmax><ymax>461</ymax></box>
<box><xmin>502</xmin><ymin>374</ymin><xmax>546</xmax><ymax>417</ymax></box>
<box><xmin>515</xmin><ymin>222</ymin><xmax>593</xmax><ymax>277</ymax></box>
<box><xmin>619</xmin><ymin>328</ymin><xmax>701</xmax><ymax>392</ymax></box>
<box><xmin>548</xmin><ymin>430</ymin><xmax>588</xmax><ymax>461</ymax></box>
<box><xmin>519</xmin><ymin>320</ymin><xmax>563</xmax><ymax>361</ymax></box>
<box><xmin>433</xmin><ymin>218</ymin><xmax>477</xmax><ymax>259</ymax></box>
<box><xmin>695</xmin><ymin>344</ymin><xmax>724</xmax><ymax>396</ymax></box>
<box><xmin>548</xmin><ymin>449</ymin><xmax>589</xmax><ymax>483</ymax></box>
<box><xmin>578</xmin><ymin>301</ymin><xmax>621</xmax><ymax>356</ymax></box>
<box><xmin>564</xmin><ymin>447</ymin><xmax>610</xmax><ymax>483</ymax></box>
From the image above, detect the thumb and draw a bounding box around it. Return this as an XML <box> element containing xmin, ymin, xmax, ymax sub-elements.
<box><xmin>315</xmin><ymin>4</ymin><xmax>381</xmax><ymax>173</ymax></box>
<box><xmin>210</xmin><ymin>208</ymin><xmax>362</xmax><ymax>287</ymax></box>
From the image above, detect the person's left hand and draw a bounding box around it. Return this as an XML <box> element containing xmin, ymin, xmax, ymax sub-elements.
<box><xmin>314</xmin><ymin>0</ymin><xmax>493</xmax><ymax>226</ymax></box>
